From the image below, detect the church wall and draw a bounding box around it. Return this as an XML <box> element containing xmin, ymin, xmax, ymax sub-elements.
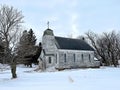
<box><xmin>44</xmin><ymin>55</ymin><xmax>55</xmax><ymax>68</ymax></box>
<box><xmin>56</xmin><ymin>50</ymin><xmax>97</xmax><ymax>69</ymax></box>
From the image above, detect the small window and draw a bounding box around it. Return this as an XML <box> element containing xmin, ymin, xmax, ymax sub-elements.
<box><xmin>73</xmin><ymin>54</ymin><xmax>75</xmax><ymax>62</ymax></box>
<box><xmin>81</xmin><ymin>54</ymin><xmax>84</xmax><ymax>61</ymax></box>
<box><xmin>64</xmin><ymin>54</ymin><xmax>66</xmax><ymax>62</ymax></box>
<box><xmin>56</xmin><ymin>54</ymin><xmax>57</xmax><ymax>63</ymax></box>
<box><xmin>49</xmin><ymin>57</ymin><xmax>52</xmax><ymax>64</ymax></box>
<box><xmin>89</xmin><ymin>54</ymin><xmax>91</xmax><ymax>62</ymax></box>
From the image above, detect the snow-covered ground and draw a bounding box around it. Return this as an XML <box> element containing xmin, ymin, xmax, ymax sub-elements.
<box><xmin>0</xmin><ymin>65</ymin><xmax>120</xmax><ymax>90</ymax></box>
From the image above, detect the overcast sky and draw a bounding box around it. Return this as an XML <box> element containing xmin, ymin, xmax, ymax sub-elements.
<box><xmin>1</xmin><ymin>0</ymin><xmax>120</xmax><ymax>41</ymax></box>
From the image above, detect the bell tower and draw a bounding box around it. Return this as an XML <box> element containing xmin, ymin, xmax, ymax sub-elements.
<box><xmin>41</xmin><ymin>22</ymin><xmax>57</xmax><ymax>68</ymax></box>
<box><xmin>42</xmin><ymin>22</ymin><xmax>55</xmax><ymax>51</ymax></box>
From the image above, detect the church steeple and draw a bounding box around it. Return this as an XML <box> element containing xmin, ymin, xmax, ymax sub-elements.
<box><xmin>43</xmin><ymin>21</ymin><xmax>54</xmax><ymax>36</ymax></box>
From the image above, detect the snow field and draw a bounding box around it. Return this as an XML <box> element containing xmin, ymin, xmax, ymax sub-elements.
<box><xmin>0</xmin><ymin>66</ymin><xmax>120</xmax><ymax>90</ymax></box>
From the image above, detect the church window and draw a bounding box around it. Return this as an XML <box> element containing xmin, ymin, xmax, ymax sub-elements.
<box><xmin>49</xmin><ymin>57</ymin><xmax>52</xmax><ymax>64</ymax></box>
<box><xmin>81</xmin><ymin>54</ymin><xmax>84</xmax><ymax>61</ymax></box>
<box><xmin>73</xmin><ymin>54</ymin><xmax>75</xmax><ymax>62</ymax></box>
<box><xmin>64</xmin><ymin>54</ymin><xmax>66</xmax><ymax>62</ymax></box>
<box><xmin>56</xmin><ymin>54</ymin><xmax>57</xmax><ymax>63</ymax></box>
<box><xmin>89</xmin><ymin>54</ymin><xmax>91</xmax><ymax>62</ymax></box>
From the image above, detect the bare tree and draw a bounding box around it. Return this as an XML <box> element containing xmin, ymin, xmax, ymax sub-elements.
<box><xmin>86</xmin><ymin>31</ymin><xmax>120</xmax><ymax>67</ymax></box>
<box><xmin>0</xmin><ymin>5</ymin><xmax>24</xmax><ymax>78</ymax></box>
<box><xmin>0</xmin><ymin>37</ymin><xmax>4</xmax><ymax>63</ymax></box>
<box><xmin>103</xmin><ymin>31</ymin><xmax>119</xmax><ymax>66</ymax></box>
<box><xmin>85</xmin><ymin>31</ymin><xmax>104</xmax><ymax>63</ymax></box>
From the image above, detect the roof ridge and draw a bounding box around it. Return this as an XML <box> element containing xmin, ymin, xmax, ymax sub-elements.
<box><xmin>55</xmin><ymin>36</ymin><xmax>83</xmax><ymax>41</ymax></box>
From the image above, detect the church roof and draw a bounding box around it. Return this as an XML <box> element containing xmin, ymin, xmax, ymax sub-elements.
<box><xmin>55</xmin><ymin>36</ymin><xmax>94</xmax><ymax>51</ymax></box>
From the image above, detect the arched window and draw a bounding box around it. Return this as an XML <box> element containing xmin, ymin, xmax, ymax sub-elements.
<box><xmin>89</xmin><ymin>54</ymin><xmax>91</xmax><ymax>62</ymax></box>
<box><xmin>64</xmin><ymin>54</ymin><xmax>66</xmax><ymax>62</ymax></box>
<box><xmin>49</xmin><ymin>57</ymin><xmax>52</xmax><ymax>64</ymax></box>
<box><xmin>81</xmin><ymin>54</ymin><xmax>84</xmax><ymax>61</ymax></box>
<box><xmin>73</xmin><ymin>54</ymin><xmax>75</xmax><ymax>62</ymax></box>
<box><xmin>56</xmin><ymin>54</ymin><xmax>57</xmax><ymax>63</ymax></box>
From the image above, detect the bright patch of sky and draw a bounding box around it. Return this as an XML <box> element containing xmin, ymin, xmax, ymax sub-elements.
<box><xmin>1</xmin><ymin>0</ymin><xmax>120</xmax><ymax>41</ymax></box>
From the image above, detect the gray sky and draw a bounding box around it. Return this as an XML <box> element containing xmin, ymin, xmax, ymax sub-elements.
<box><xmin>1</xmin><ymin>0</ymin><xmax>120</xmax><ymax>41</ymax></box>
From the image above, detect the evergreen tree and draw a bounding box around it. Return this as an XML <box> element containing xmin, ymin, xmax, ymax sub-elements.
<box><xmin>28</xmin><ymin>29</ymin><xmax>36</xmax><ymax>46</ymax></box>
<box><xmin>16</xmin><ymin>29</ymin><xmax>38</xmax><ymax>67</ymax></box>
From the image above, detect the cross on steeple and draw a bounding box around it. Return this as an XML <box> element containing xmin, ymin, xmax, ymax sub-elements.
<box><xmin>47</xmin><ymin>21</ymin><xmax>49</xmax><ymax>29</ymax></box>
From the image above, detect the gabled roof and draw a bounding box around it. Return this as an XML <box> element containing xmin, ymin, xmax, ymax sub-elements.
<box><xmin>55</xmin><ymin>36</ymin><xmax>94</xmax><ymax>51</ymax></box>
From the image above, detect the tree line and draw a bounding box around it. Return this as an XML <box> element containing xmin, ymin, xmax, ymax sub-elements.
<box><xmin>86</xmin><ymin>31</ymin><xmax>120</xmax><ymax>67</ymax></box>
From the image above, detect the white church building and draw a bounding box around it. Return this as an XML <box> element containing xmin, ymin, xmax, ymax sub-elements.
<box><xmin>40</xmin><ymin>27</ymin><xmax>100</xmax><ymax>70</ymax></box>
